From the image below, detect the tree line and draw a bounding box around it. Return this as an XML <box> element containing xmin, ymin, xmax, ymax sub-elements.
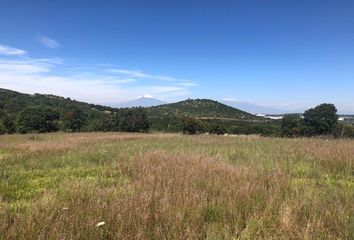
<box><xmin>279</xmin><ymin>103</ymin><xmax>354</xmax><ymax>138</ymax></box>
<box><xmin>180</xmin><ymin>103</ymin><xmax>354</xmax><ymax>138</ymax></box>
<box><xmin>0</xmin><ymin>106</ymin><xmax>149</xmax><ymax>134</ymax></box>
<box><xmin>1</xmin><ymin>90</ymin><xmax>353</xmax><ymax>138</ymax></box>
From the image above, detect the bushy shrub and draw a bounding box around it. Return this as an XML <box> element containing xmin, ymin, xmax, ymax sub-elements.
<box><xmin>181</xmin><ymin>117</ymin><xmax>205</xmax><ymax>134</ymax></box>
<box><xmin>280</xmin><ymin>114</ymin><xmax>303</xmax><ymax>137</ymax></box>
<box><xmin>303</xmin><ymin>103</ymin><xmax>338</xmax><ymax>135</ymax></box>
<box><xmin>114</xmin><ymin>108</ymin><xmax>149</xmax><ymax>132</ymax></box>
<box><xmin>17</xmin><ymin>107</ymin><xmax>59</xmax><ymax>133</ymax></box>
<box><xmin>61</xmin><ymin>107</ymin><xmax>87</xmax><ymax>132</ymax></box>
<box><xmin>336</xmin><ymin>124</ymin><xmax>354</xmax><ymax>138</ymax></box>
<box><xmin>280</xmin><ymin>104</ymin><xmax>341</xmax><ymax>138</ymax></box>
<box><xmin>2</xmin><ymin>115</ymin><xmax>16</xmax><ymax>134</ymax></box>
<box><xmin>230</xmin><ymin>122</ymin><xmax>280</xmax><ymax>137</ymax></box>
<box><xmin>208</xmin><ymin>124</ymin><xmax>227</xmax><ymax>135</ymax></box>
<box><xmin>0</xmin><ymin>122</ymin><xmax>5</xmax><ymax>135</ymax></box>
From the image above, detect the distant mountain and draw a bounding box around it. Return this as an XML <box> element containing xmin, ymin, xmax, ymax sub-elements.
<box><xmin>222</xmin><ymin>100</ymin><xmax>292</xmax><ymax>114</ymax></box>
<box><xmin>116</xmin><ymin>97</ymin><xmax>166</xmax><ymax>108</ymax></box>
<box><xmin>147</xmin><ymin>99</ymin><xmax>259</xmax><ymax>121</ymax></box>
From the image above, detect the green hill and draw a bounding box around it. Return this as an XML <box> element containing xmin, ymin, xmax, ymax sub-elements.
<box><xmin>0</xmin><ymin>88</ymin><xmax>115</xmax><ymax>115</ymax></box>
<box><xmin>146</xmin><ymin>99</ymin><xmax>262</xmax><ymax>132</ymax></box>
<box><xmin>0</xmin><ymin>88</ymin><xmax>148</xmax><ymax>133</ymax></box>
<box><xmin>0</xmin><ymin>88</ymin><xmax>262</xmax><ymax>134</ymax></box>
<box><xmin>147</xmin><ymin>99</ymin><xmax>259</xmax><ymax>120</ymax></box>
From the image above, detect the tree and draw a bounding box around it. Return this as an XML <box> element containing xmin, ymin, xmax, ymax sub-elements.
<box><xmin>0</xmin><ymin>122</ymin><xmax>5</xmax><ymax>135</ymax></box>
<box><xmin>61</xmin><ymin>107</ymin><xmax>86</xmax><ymax>132</ymax></box>
<box><xmin>84</xmin><ymin>116</ymin><xmax>113</xmax><ymax>132</ymax></box>
<box><xmin>181</xmin><ymin>116</ymin><xmax>205</xmax><ymax>134</ymax></box>
<box><xmin>132</xmin><ymin>108</ymin><xmax>149</xmax><ymax>132</ymax></box>
<box><xmin>17</xmin><ymin>107</ymin><xmax>59</xmax><ymax>133</ymax></box>
<box><xmin>280</xmin><ymin>114</ymin><xmax>303</xmax><ymax>137</ymax></box>
<box><xmin>336</xmin><ymin>123</ymin><xmax>354</xmax><ymax>138</ymax></box>
<box><xmin>115</xmin><ymin>108</ymin><xmax>149</xmax><ymax>132</ymax></box>
<box><xmin>208</xmin><ymin>124</ymin><xmax>227</xmax><ymax>135</ymax></box>
<box><xmin>2</xmin><ymin>115</ymin><xmax>16</xmax><ymax>134</ymax></box>
<box><xmin>303</xmin><ymin>103</ymin><xmax>338</xmax><ymax>135</ymax></box>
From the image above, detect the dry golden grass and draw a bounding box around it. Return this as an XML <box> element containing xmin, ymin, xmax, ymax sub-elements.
<box><xmin>0</xmin><ymin>133</ymin><xmax>353</xmax><ymax>239</ymax></box>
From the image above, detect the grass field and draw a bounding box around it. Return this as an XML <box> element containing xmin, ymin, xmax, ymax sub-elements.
<box><xmin>0</xmin><ymin>133</ymin><xmax>353</xmax><ymax>239</ymax></box>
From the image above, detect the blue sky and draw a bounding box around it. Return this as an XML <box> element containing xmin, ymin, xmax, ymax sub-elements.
<box><xmin>0</xmin><ymin>0</ymin><xmax>353</xmax><ymax>113</ymax></box>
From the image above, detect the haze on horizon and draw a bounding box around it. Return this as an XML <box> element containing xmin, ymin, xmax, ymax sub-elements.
<box><xmin>0</xmin><ymin>0</ymin><xmax>353</xmax><ymax>113</ymax></box>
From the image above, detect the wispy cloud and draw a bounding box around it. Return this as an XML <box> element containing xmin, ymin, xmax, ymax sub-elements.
<box><xmin>109</xmin><ymin>68</ymin><xmax>192</xmax><ymax>82</ymax></box>
<box><xmin>109</xmin><ymin>69</ymin><xmax>149</xmax><ymax>78</ymax></box>
<box><xmin>222</xmin><ymin>97</ymin><xmax>237</xmax><ymax>101</ymax></box>
<box><xmin>0</xmin><ymin>44</ymin><xmax>26</xmax><ymax>55</ymax></box>
<box><xmin>0</xmin><ymin>59</ymin><xmax>129</xmax><ymax>103</ymax></box>
<box><xmin>0</xmin><ymin>44</ymin><xmax>197</xmax><ymax>104</ymax></box>
<box><xmin>37</xmin><ymin>35</ymin><xmax>61</xmax><ymax>48</ymax></box>
<box><xmin>108</xmin><ymin>68</ymin><xmax>198</xmax><ymax>98</ymax></box>
<box><xmin>0</xmin><ymin>60</ymin><xmax>50</xmax><ymax>74</ymax></box>
<box><xmin>176</xmin><ymin>81</ymin><xmax>199</xmax><ymax>87</ymax></box>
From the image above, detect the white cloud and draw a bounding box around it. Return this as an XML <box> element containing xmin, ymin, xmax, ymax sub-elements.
<box><xmin>0</xmin><ymin>60</ymin><xmax>50</xmax><ymax>74</ymax></box>
<box><xmin>136</xmin><ymin>86</ymin><xmax>190</xmax><ymax>99</ymax></box>
<box><xmin>109</xmin><ymin>69</ymin><xmax>148</xmax><ymax>78</ymax></box>
<box><xmin>38</xmin><ymin>35</ymin><xmax>61</xmax><ymax>48</ymax></box>
<box><xmin>32</xmin><ymin>58</ymin><xmax>64</xmax><ymax>64</ymax></box>
<box><xmin>145</xmin><ymin>86</ymin><xmax>185</xmax><ymax>93</ymax></box>
<box><xmin>0</xmin><ymin>47</ymin><xmax>197</xmax><ymax>104</ymax></box>
<box><xmin>222</xmin><ymin>97</ymin><xmax>237</xmax><ymax>101</ymax></box>
<box><xmin>0</xmin><ymin>44</ymin><xmax>26</xmax><ymax>55</ymax></box>
<box><xmin>176</xmin><ymin>81</ymin><xmax>199</xmax><ymax>87</ymax></box>
<box><xmin>109</xmin><ymin>68</ymin><xmax>191</xmax><ymax>82</ymax></box>
<box><xmin>108</xmin><ymin>69</ymin><xmax>198</xmax><ymax>100</ymax></box>
<box><xmin>142</xmin><ymin>94</ymin><xmax>154</xmax><ymax>98</ymax></box>
<box><xmin>0</xmin><ymin>43</ymin><xmax>197</xmax><ymax>104</ymax></box>
<box><xmin>0</xmin><ymin>61</ymin><xmax>129</xmax><ymax>103</ymax></box>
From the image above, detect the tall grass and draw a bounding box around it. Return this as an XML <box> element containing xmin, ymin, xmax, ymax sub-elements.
<box><xmin>0</xmin><ymin>133</ymin><xmax>353</xmax><ymax>239</ymax></box>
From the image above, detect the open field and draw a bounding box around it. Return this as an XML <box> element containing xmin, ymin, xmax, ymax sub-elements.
<box><xmin>0</xmin><ymin>133</ymin><xmax>353</xmax><ymax>239</ymax></box>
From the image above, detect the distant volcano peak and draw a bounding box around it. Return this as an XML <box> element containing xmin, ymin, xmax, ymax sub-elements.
<box><xmin>116</xmin><ymin>96</ymin><xmax>166</xmax><ymax>108</ymax></box>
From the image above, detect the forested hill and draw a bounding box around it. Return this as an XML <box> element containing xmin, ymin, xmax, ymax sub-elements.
<box><xmin>0</xmin><ymin>88</ymin><xmax>115</xmax><ymax>114</ymax></box>
<box><xmin>0</xmin><ymin>88</ymin><xmax>259</xmax><ymax>134</ymax></box>
<box><xmin>1</xmin><ymin>88</ymin><xmax>352</xmax><ymax>138</ymax></box>
<box><xmin>0</xmin><ymin>88</ymin><xmax>148</xmax><ymax>133</ymax></box>
<box><xmin>147</xmin><ymin>99</ymin><xmax>259</xmax><ymax>120</ymax></box>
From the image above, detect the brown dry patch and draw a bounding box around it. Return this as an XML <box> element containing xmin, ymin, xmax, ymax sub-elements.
<box><xmin>188</xmin><ymin>134</ymin><xmax>262</xmax><ymax>146</ymax></box>
<box><xmin>1</xmin><ymin>133</ymin><xmax>174</xmax><ymax>153</ymax></box>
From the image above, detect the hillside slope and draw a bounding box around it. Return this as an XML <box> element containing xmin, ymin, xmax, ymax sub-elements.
<box><xmin>0</xmin><ymin>88</ymin><xmax>115</xmax><ymax>115</ymax></box>
<box><xmin>0</xmin><ymin>88</ymin><xmax>261</xmax><ymax>133</ymax></box>
<box><xmin>147</xmin><ymin>99</ymin><xmax>259</xmax><ymax>120</ymax></box>
<box><xmin>0</xmin><ymin>88</ymin><xmax>129</xmax><ymax>133</ymax></box>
